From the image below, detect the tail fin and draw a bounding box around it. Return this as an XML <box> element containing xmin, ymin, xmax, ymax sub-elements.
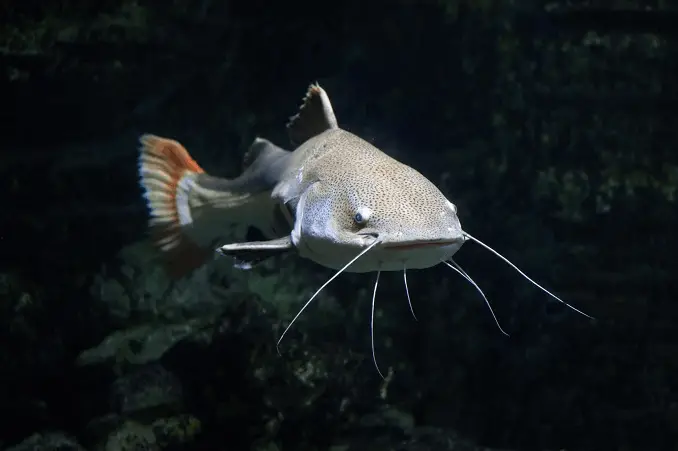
<box><xmin>138</xmin><ymin>134</ymin><xmax>212</xmax><ymax>278</ymax></box>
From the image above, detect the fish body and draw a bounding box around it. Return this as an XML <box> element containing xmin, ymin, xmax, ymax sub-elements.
<box><xmin>138</xmin><ymin>82</ymin><xmax>591</xmax><ymax>375</ymax></box>
<box><xmin>138</xmin><ymin>83</ymin><xmax>464</xmax><ymax>277</ymax></box>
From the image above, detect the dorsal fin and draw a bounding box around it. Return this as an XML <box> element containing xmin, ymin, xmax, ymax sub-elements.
<box><xmin>286</xmin><ymin>83</ymin><xmax>339</xmax><ymax>146</ymax></box>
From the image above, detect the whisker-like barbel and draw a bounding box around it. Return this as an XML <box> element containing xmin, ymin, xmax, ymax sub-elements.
<box><xmin>462</xmin><ymin>232</ymin><xmax>594</xmax><ymax>320</ymax></box>
<box><xmin>443</xmin><ymin>259</ymin><xmax>509</xmax><ymax>336</ymax></box>
<box><xmin>371</xmin><ymin>270</ymin><xmax>385</xmax><ymax>379</ymax></box>
<box><xmin>403</xmin><ymin>267</ymin><xmax>418</xmax><ymax>321</ymax></box>
<box><xmin>276</xmin><ymin>238</ymin><xmax>381</xmax><ymax>353</ymax></box>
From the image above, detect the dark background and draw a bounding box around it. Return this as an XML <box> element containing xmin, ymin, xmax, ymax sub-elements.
<box><xmin>2</xmin><ymin>1</ymin><xmax>678</xmax><ymax>450</ymax></box>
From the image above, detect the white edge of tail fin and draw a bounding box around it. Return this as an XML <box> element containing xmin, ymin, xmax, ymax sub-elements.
<box><xmin>137</xmin><ymin>134</ymin><xmax>211</xmax><ymax>279</ymax></box>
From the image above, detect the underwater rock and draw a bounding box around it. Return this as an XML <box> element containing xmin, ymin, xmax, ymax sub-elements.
<box><xmin>337</xmin><ymin>422</ymin><xmax>513</xmax><ymax>451</ymax></box>
<box><xmin>88</xmin><ymin>241</ymin><xmax>235</xmax><ymax>325</ymax></box>
<box><xmin>110</xmin><ymin>364</ymin><xmax>184</xmax><ymax>420</ymax></box>
<box><xmin>358</xmin><ymin>405</ymin><xmax>416</xmax><ymax>433</ymax></box>
<box><xmin>88</xmin><ymin>414</ymin><xmax>201</xmax><ymax>450</ymax></box>
<box><xmin>99</xmin><ymin>420</ymin><xmax>158</xmax><ymax>451</ymax></box>
<box><xmin>76</xmin><ymin>319</ymin><xmax>213</xmax><ymax>366</ymax></box>
<box><xmin>328</xmin><ymin>406</ymin><xmax>517</xmax><ymax>451</ymax></box>
<box><xmin>80</xmin><ymin>239</ymin><xmax>294</xmax><ymax>368</ymax></box>
<box><xmin>85</xmin><ymin>365</ymin><xmax>201</xmax><ymax>450</ymax></box>
<box><xmin>86</xmin><ymin>413</ymin><xmax>202</xmax><ymax>451</ymax></box>
<box><xmin>151</xmin><ymin>414</ymin><xmax>202</xmax><ymax>448</ymax></box>
<box><xmin>84</xmin><ymin>413</ymin><xmax>125</xmax><ymax>445</ymax></box>
<box><xmin>4</xmin><ymin>431</ymin><xmax>86</xmax><ymax>451</ymax></box>
<box><xmin>89</xmin><ymin>240</ymin><xmax>317</xmax><ymax>328</ymax></box>
<box><xmin>80</xmin><ymin>240</ymin><xmax>234</xmax><ymax>368</ymax></box>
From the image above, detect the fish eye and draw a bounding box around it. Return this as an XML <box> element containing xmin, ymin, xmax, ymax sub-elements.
<box><xmin>354</xmin><ymin>206</ymin><xmax>372</xmax><ymax>224</ymax></box>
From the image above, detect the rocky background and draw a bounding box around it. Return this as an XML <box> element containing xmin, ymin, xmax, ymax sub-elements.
<box><xmin>2</xmin><ymin>0</ymin><xmax>678</xmax><ymax>450</ymax></box>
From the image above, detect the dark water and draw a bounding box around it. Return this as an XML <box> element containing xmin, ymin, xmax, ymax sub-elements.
<box><xmin>2</xmin><ymin>2</ymin><xmax>678</xmax><ymax>450</ymax></box>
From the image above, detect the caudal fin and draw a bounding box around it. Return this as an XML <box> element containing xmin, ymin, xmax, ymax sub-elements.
<box><xmin>137</xmin><ymin>134</ymin><xmax>212</xmax><ymax>279</ymax></box>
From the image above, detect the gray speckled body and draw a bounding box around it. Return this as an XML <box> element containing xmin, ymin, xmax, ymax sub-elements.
<box><xmin>185</xmin><ymin>83</ymin><xmax>465</xmax><ymax>272</ymax></box>
<box><xmin>273</xmin><ymin>127</ymin><xmax>464</xmax><ymax>272</ymax></box>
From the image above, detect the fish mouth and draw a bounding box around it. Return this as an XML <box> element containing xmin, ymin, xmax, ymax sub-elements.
<box><xmin>384</xmin><ymin>239</ymin><xmax>463</xmax><ymax>250</ymax></box>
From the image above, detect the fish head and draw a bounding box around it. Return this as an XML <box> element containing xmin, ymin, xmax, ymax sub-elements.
<box><xmin>294</xmin><ymin>158</ymin><xmax>466</xmax><ymax>273</ymax></box>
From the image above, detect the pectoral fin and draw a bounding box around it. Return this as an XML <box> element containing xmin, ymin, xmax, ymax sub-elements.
<box><xmin>217</xmin><ymin>236</ymin><xmax>294</xmax><ymax>270</ymax></box>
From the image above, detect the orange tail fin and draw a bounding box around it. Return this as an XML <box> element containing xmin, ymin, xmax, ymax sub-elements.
<box><xmin>137</xmin><ymin>134</ymin><xmax>211</xmax><ymax>279</ymax></box>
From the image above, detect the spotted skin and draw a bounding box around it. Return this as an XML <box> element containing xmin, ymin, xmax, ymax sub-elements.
<box><xmin>273</xmin><ymin>128</ymin><xmax>464</xmax><ymax>272</ymax></box>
